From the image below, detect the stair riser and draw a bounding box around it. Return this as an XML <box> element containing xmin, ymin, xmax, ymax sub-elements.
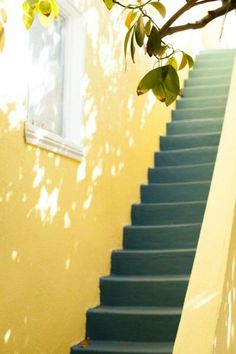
<box><xmin>100</xmin><ymin>280</ymin><xmax>188</xmax><ymax>306</ymax></box>
<box><xmin>172</xmin><ymin>108</ymin><xmax>225</xmax><ymax>121</ymax></box>
<box><xmin>160</xmin><ymin>134</ymin><xmax>220</xmax><ymax>150</ymax></box>
<box><xmin>123</xmin><ymin>225</ymin><xmax>201</xmax><ymax>250</ymax></box>
<box><xmin>167</xmin><ymin>121</ymin><xmax>223</xmax><ymax>135</ymax></box>
<box><xmin>132</xmin><ymin>203</ymin><xmax>206</xmax><ymax>225</ymax></box>
<box><xmin>189</xmin><ymin>67</ymin><xmax>232</xmax><ymax>78</ymax></box>
<box><xmin>176</xmin><ymin>96</ymin><xmax>227</xmax><ymax>109</ymax></box>
<box><xmin>148</xmin><ymin>164</ymin><xmax>214</xmax><ymax>183</ymax></box>
<box><xmin>155</xmin><ymin>149</ymin><xmax>217</xmax><ymax>167</ymax></box>
<box><xmin>185</xmin><ymin>76</ymin><xmax>230</xmax><ymax>87</ymax></box>
<box><xmin>86</xmin><ymin>312</ymin><xmax>181</xmax><ymax>342</ymax></box>
<box><xmin>194</xmin><ymin>59</ymin><xmax>234</xmax><ymax>69</ymax></box>
<box><xmin>141</xmin><ymin>183</ymin><xmax>210</xmax><ymax>203</ymax></box>
<box><xmin>182</xmin><ymin>86</ymin><xmax>229</xmax><ymax>98</ymax></box>
<box><xmin>111</xmin><ymin>252</ymin><xmax>195</xmax><ymax>275</ymax></box>
<box><xmin>71</xmin><ymin>347</ymin><xmax>172</xmax><ymax>354</ymax></box>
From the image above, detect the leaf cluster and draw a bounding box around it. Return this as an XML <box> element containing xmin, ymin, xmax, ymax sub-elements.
<box><xmin>22</xmin><ymin>0</ymin><xmax>59</xmax><ymax>29</ymax></box>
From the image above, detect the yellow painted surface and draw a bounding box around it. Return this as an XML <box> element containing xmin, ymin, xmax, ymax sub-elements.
<box><xmin>173</xmin><ymin>58</ymin><xmax>236</xmax><ymax>354</ymax></box>
<box><xmin>0</xmin><ymin>1</ymin><xmax>172</xmax><ymax>353</ymax></box>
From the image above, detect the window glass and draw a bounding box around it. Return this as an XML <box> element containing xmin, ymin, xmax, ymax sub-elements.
<box><xmin>28</xmin><ymin>16</ymin><xmax>65</xmax><ymax>135</ymax></box>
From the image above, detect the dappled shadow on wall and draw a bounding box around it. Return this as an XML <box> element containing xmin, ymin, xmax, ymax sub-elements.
<box><xmin>213</xmin><ymin>207</ymin><xmax>236</xmax><ymax>354</ymax></box>
<box><xmin>0</xmin><ymin>2</ymin><xmax>170</xmax><ymax>353</ymax></box>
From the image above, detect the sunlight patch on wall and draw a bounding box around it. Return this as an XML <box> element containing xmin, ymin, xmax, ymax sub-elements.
<box><xmin>77</xmin><ymin>159</ymin><xmax>87</xmax><ymax>183</ymax></box>
<box><xmin>64</xmin><ymin>212</ymin><xmax>71</xmax><ymax>229</ymax></box>
<box><xmin>4</xmin><ymin>329</ymin><xmax>11</xmax><ymax>344</ymax></box>
<box><xmin>11</xmin><ymin>250</ymin><xmax>18</xmax><ymax>261</ymax></box>
<box><xmin>186</xmin><ymin>291</ymin><xmax>219</xmax><ymax>310</ymax></box>
<box><xmin>35</xmin><ymin>186</ymin><xmax>59</xmax><ymax>223</ymax></box>
<box><xmin>33</xmin><ymin>164</ymin><xmax>45</xmax><ymax>188</ymax></box>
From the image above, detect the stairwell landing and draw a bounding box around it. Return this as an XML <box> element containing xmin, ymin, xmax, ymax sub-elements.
<box><xmin>71</xmin><ymin>49</ymin><xmax>236</xmax><ymax>354</ymax></box>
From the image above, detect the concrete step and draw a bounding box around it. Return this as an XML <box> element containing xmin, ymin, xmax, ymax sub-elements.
<box><xmin>86</xmin><ymin>306</ymin><xmax>182</xmax><ymax>342</ymax></box>
<box><xmin>155</xmin><ymin>147</ymin><xmax>218</xmax><ymax>167</ymax></box>
<box><xmin>71</xmin><ymin>340</ymin><xmax>173</xmax><ymax>353</ymax></box>
<box><xmin>131</xmin><ymin>201</ymin><xmax>206</xmax><ymax>226</ymax></box>
<box><xmin>111</xmin><ymin>249</ymin><xmax>195</xmax><ymax>276</ymax></box>
<box><xmin>141</xmin><ymin>181</ymin><xmax>210</xmax><ymax>203</ymax></box>
<box><xmin>148</xmin><ymin>163</ymin><xmax>214</xmax><ymax>183</ymax></box>
<box><xmin>167</xmin><ymin>119</ymin><xmax>223</xmax><ymax>135</ymax></box>
<box><xmin>176</xmin><ymin>95</ymin><xmax>227</xmax><ymax>109</ymax></box>
<box><xmin>123</xmin><ymin>223</ymin><xmax>201</xmax><ymax>250</ymax></box>
<box><xmin>172</xmin><ymin>106</ymin><xmax>225</xmax><ymax>120</ymax></box>
<box><xmin>189</xmin><ymin>66</ymin><xmax>232</xmax><ymax>78</ymax></box>
<box><xmin>182</xmin><ymin>84</ymin><xmax>229</xmax><ymax>98</ymax></box>
<box><xmin>100</xmin><ymin>275</ymin><xmax>189</xmax><ymax>307</ymax></box>
<box><xmin>185</xmin><ymin>75</ymin><xmax>230</xmax><ymax>87</ymax></box>
<box><xmin>194</xmin><ymin>57</ymin><xmax>235</xmax><ymax>68</ymax></box>
<box><xmin>160</xmin><ymin>132</ymin><xmax>220</xmax><ymax>150</ymax></box>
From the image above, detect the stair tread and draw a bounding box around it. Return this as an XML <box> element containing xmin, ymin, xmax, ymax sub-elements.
<box><xmin>162</xmin><ymin>131</ymin><xmax>221</xmax><ymax>137</ymax></box>
<box><xmin>157</xmin><ymin>146</ymin><xmax>217</xmax><ymax>153</ymax></box>
<box><xmin>168</xmin><ymin>118</ymin><xmax>222</xmax><ymax>124</ymax></box>
<box><xmin>102</xmin><ymin>274</ymin><xmax>190</xmax><ymax>282</ymax></box>
<box><xmin>143</xmin><ymin>180</ymin><xmax>210</xmax><ymax>187</ymax></box>
<box><xmin>178</xmin><ymin>94</ymin><xmax>228</xmax><ymax>101</ymax></box>
<box><xmin>113</xmin><ymin>248</ymin><xmax>196</xmax><ymax>254</ymax></box>
<box><xmin>174</xmin><ymin>105</ymin><xmax>225</xmax><ymax>111</ymax></box>
<box><xmin>72</xmin><ymin>340</ymin><xmax>173</xmax><ymax>353</ymax></box>
<box><xmin>150</xmin><ymin>162</ymin><xmax>214</xmax><ymax>170</ymax></box>
<box><xmin>88</xmin><ymin>306</ymin><xmax>182</xmax><ymax>315</ymax></box>
<box><xmin>125</xmin><ymin>222</ymin><xmax>201</xmax><ymax>229</ymax></box>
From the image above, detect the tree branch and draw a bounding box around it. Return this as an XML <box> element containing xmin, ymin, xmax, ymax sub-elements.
<box><xmin>161</xmin><ymin>2</ymin><xmax>236</xmax><ymax>37</ymax></box>
<box><xmin>159</xmin><ymin>0</ymin><xmax>198</xmax><ymax>37</ymax></box>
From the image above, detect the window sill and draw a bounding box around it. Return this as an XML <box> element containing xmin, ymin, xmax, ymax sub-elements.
<box><xmin>24</xmin><ymin>122</ymin><xmax>84</xmax><ymax>162</ymax></box>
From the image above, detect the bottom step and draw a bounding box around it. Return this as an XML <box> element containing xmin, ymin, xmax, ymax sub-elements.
<box><xmin>71</xmin><ymin>341</ymin><xmax>173</xmax><ymax>354</ymax></box>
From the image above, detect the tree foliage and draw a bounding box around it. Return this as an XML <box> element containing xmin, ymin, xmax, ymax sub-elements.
<box><xmin>0</xmin><ymin>0</ymin><xmax>235</xmax><ymax>106</ymax></box>
<box><xmin>103</xmin><ymin>0</ymin><xmax>236</xmax><ymax>105</ymax></box>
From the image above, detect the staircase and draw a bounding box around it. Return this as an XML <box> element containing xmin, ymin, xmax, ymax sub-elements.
<box><xmin>71</xmin><ymin>49</ymin><xmax>235</xmax><ymax>354</ymax></box>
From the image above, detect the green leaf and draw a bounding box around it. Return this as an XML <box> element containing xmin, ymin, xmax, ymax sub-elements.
<box><xmin>167</xmin><ymin>57</ymin><xmax>178</xmax><ymax>70</ymax></box>
<box><xmin>135</xmin><ymin>15</ymin><xmax>145</xmax><ymax>47</ymax></box>
<box><xmin>103</xmin><ymin>0</ymin><xmax>115</xmax><ymax>10</ymax></box>
<box><xmin>130</xmin><ymin>31</ymin><xmax>135</xmax><ymax>63</ymax></box>
<box><xmin>149</xmin><ymin>1</ymin><xmax>166</xmax><ymax>17</ymax></box>
<box><xmin>146</xmin><ymin>26</ymin><xmax>161</xmax><ymax>57</ymax></box>
<box><xmin>124</xmin><ymin>26</ymin><xmax>133</xmax><ymax>60</ymax></box>
<box><xmin>186</xmin><ymin>53</ymin><xmax>194</xmax><ymax>68</ymax></box>
<box><xmin>179</xmin><ymin>52</ymin><xmax>188</xmax><ymax>70</ymax></box>
<box><xmin>137</xmin><ymin>67</ymin><xmax>162</xmax><ymax>95</ymax></box>
<box><xmin>39</xmin><ymin>0</ymin><xmax>51</xmax><ymax>16</ymax></box>
<box><xmin>164</xmin><ymin>65</ymin><xmax>180</xmax><ymax>95</ymax></box>
<box><xmin>125</xmin><ymin>10</ymin><xmax>137</xmax><ymax>29</ymax></box>
<box><xmin>144</xmin><ymin>19</ymin><xmax>151</xmax><ymax>35</ymax></box>
<box><xmin>152</xmin><ymin>83</ymin><xmax>166</xmax><ymax>102</ymax></box>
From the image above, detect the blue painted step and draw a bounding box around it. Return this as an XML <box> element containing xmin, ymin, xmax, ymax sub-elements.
<box><xmin>100</xmin><ymin>275</ymin><xmax>189</xmax><ymax>307</ymax></box>
<box><xmin>184</xmin><ymin>76</ymin><xmax>230</xmax><ymax>87</ymax></box>
<box><xmin>111</xmin><ymin>249</ymin><xmax>195</xmax><ymax>275</ymax></box>
<box><xmin>123</xmin><ymin>224</ymin><xmax>201</xmax><ymax>250</ymax></box>
<box><xmin>155</xmin><ymin>147</ymin><xmax>218</xmax><ymax>166</ymax></box>
<box><xmin>71</xmin><ymin>341</ymin><xmax>173</xmax><ymax>353</ymax></box>
<box><xmin>160</xmin><ymin>132</ymin><xmax>220</xmax><ymax>150</ymax></box>
<box><xmin>189</xmin><ymin>66</ymin><xmax>233</xmax><ymax>78</ymax></box>
<box><xmin>182</xmin><ymin>85</ymin><xmax>229</xmax><ymax>98</ymax></box>
<box><xmin>194</xmin><ymin>57</ymin><xmax>235</xmax><ymax>68</ymax></box>
<box><xmin>167</xmin><ymin>119</ymin><xmax>223</xmax><ymax>135</ymax></box>
<box><xmin>176</xmin><ymin>96</ymin><xmax>227</xmax><ymax>109</ymax></box>
<box><xmin>141</xmin><ymin>181</ymin><xmax>210</xmax><ymax>203</ymax></box>
<box><xmin>131</xmin><ymin>201</ymin><xmax>206</xmax><ymax>225</ymax></box>
<box><xmin>148</xmin><ymin>163</ymin><xmax>214</xmax><ymax>183</ymax></box>
<box><xmin>172</xmin><ymin>107</ymin><xmax>225</xmax><ymax>120</ymax></box>
<box><xmin>86</xmin><ymin>306</ymin><xmax>182</xmax><ymax>342</ymax></box>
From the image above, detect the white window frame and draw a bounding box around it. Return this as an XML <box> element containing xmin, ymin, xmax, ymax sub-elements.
<box><xmin>25</xmin><ymin>0</ymin><xmax>85</xmax><ymax>162</ymax></box>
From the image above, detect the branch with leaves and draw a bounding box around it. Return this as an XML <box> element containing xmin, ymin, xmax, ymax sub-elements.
<box><xmin>103</xmin><ymin>0</ymin><xmax>236</xmax><ymax>106</ymax></box>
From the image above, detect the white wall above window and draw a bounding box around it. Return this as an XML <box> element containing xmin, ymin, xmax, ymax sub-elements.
<box><xmin>25</xmin><ymin>0</ymin><xmax>85</xmax><ymax>161</ymax></box>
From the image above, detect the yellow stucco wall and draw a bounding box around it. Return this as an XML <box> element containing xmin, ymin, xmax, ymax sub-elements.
<box><xmin>0</xmin><ymin>1</ymin><xmax>172</xmax><ymax>353</ymax></box>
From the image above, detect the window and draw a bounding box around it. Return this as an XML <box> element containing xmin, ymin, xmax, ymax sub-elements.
<box><xmin>25</xmin><ymin>0</ymin><xmax>85</xmax><ymax>161</ymax></box>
